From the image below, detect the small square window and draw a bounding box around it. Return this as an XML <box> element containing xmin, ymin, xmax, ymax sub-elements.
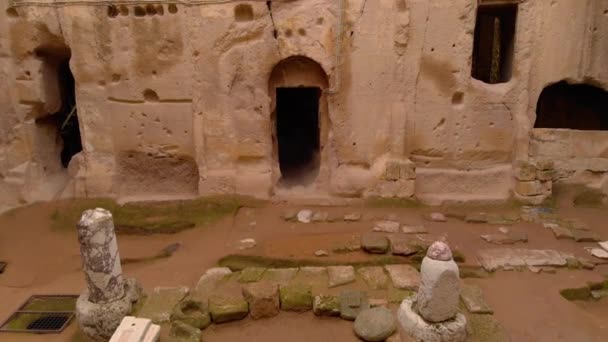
<box><xmin>471</xmin><ymin>3</ymin><xmax>518</xmax><ymax>84</ymax></box>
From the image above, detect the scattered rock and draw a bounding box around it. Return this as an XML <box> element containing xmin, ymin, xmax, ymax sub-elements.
<box><xmin>572</xmin><ymin>229</ymin><xmax>601</xmax><ymax>243</ymax></box>
<box><xmin>426</xmin><ymin>241</ymin><xmax>453</xmax><ymax>261</ymax></box>
<box><xmin>361</xmin><ymin>233</ymin><xmax>390</xmax><ymax>254</ymax></box>
<box><xmin>373</xmin><ymin>221</ymin><xmax>401</xmax><ymax>233</ymax></box>
<box><xmin>465</xmin><ymin>213</ymin><xmax>489</xmax><ymax>224</ymax></box>
<box><xmin>297</xmin><ymin>210</ymin><xmax>313</xmax><ymax>223</ymax></box>
<box><xmin>425</xmin><ymin>212</ymin><xmax>447</xmax><ymax>222</ymax></box>
<box><xmin>390</xmin><ymin>239</ymin><xmax>418</xmax><ymax>256</ymax></box>
<box><xmin>312</xmin><ymin>211</ymin><xmax>329</xmax><ymax>222</ymax></box>
<box><xmin>588</xmin><ymin>248</ymin><xmax>608</xmax><ymax>259</ymax></box>
<box><xmin>209</xmin><ymin>296</ymin><xmax>249</xmax><ymax>323</ymax></box>
<box><xmin>384</xmin><ymin>264</ymin><xmax>420</xmax><ymax>290</ymax></box>
<box><xmin>238</xmin><ymin>267</ymin><xmax>266</xmax><ymax>283</ymax></box>
<box><xmin>591</xmin><ymin>289</ymin><xmax>608</xmax><ymax>300</ymax></box>
<box><xmin>280</xmin><ymin>284</ymin><xmax>313</xmax><ymax>312</ymax></box>
<box><xmin>315</xmin><ymin>250</ymin><xmax>329</xmax><ymax>257</ymax></box>
<box><xmin>139</xmin><ymin>287</ymin><xmax>189</xmax><ymax>323</ymax></box>
<box><xmin>328</xmin><ymin>266</ymin><xmax>356</xmax><ymax>287</ymax></box>
<box><xmin>550</xmin><ymin>225</ymin><xmax>574</xmax><ymax>240</ymax></box>
<box><xmin>358</xmin><ymin>267</ymin><xmax>389</xmax><ymax>290</ymax></box>
<box><xmin>299</xmin><ymin>266</ymin><xmax>327</xmax><ymax>277</ymax></box>
<box><xmin>460</xmin><ymin>285</ymin><xmax>493</xmax><ymax>314</ymax></box>
<box><xmin>170</xmin><ymin>320</ymin><xmax>201</xmax><ymax>342</ymax></box>
<box><xmin>528</xmin><ymin>266</ymin><xmax>541</xmax><ymax>274</ymax></box>
<box><xmin>313</xmin><ymin>295</ymin><xmax>340</xmax><ymax>317</ymax></box>
<box><xmin>401</xmin><ymin>225</ymin><xmax>428</xmax><ymax>234</ymax></box>
<box><xmin>242</xmin><ymin>282</ymin><xmax>280</xmax><ymax>319</ymax></box>
<box><xmin>170</xmin><ymin>299</ymin><xmax>211</xmax><ymax>329</ymax></box>
<box><xmin>354</xmin><ymin>307</ymin><xmax>396</xmax><ymax>342</ymax></box>
<box><xmin>498</xmin><ymin>227</ymin><xmax>510</xmax><ymax>234</ymax></box>
<box><xmin>344</xmin><ymin>212</ymin><xmax>362</xmax><ymax>222</ymax></box>
<box><xmin>281</xmin><ymin>210</ymin><xmax>298</xmax><ymax>222</ymax></box>
<box><xmin>238</xmin><ymin>238</ymin><xmax>257</xmax><ymax>250</ymax></box>
<box><xmin>340</xmin><ymin>290</ymin><xmax>369</xmax><ymax>321</ymax></box>
<box><xmin>480</xmin><ymin>232</ymin><xmax>528</xmax><ymax>245</ymax></box>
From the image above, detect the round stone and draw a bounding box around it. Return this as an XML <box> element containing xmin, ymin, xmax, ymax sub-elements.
<box><xmin>354</xmin><ymin>307</ymin><xmax>396</xmax><ymax>342</ymax></box>
<box><xmin>426</xmin><ymin>241</ymin><xmax>452</xmax><ymax>261</ymax></box>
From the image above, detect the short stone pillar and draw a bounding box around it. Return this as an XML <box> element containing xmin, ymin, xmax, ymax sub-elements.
<box><xmin>75</xmin><ymin>208</ymin><xmax>141</xmax><ymax>341</ymax></box>
<box><xmin>77</xmin><ymin>208</ymin><xmax>124</xmax><ymax>303</ymax></box>
<box><xmin>397</xmin><ymin>241</ymin><xmax>466</xmax><ymax>342</ymax></box>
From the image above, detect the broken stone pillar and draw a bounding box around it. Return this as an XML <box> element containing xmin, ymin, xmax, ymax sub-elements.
<box><xmin>77</xmin><ymin>208</ymin><xmax>124</xmax><ymax>303</ymax></box>
<box><xmin>75</xmin><ymin>208</ymin><xmax>141</xmax><ymax>341</ymax></box>
<box><xmin>397</xmin><ymin>241</ymin><xmax>466</xmax><ymax>342</ymax></box>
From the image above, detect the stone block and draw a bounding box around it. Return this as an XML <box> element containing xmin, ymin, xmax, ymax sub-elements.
<box><xmin>238</xmin><ymin>267</ymin><xmax>266</xmax><ymax>283</ymax></box>
<box><xmin>515</xmin><ymin>180</ymin><xmax>545</xmax><ymax>196</ymax></box>
<box><xmin>242</xmin><ymin>282</ymin><xmax>280</xmax><ymax>319</ymax></box>
<box><xmin>358</xmin><ymin>267</ymin><xmax>389</xmax><ymax>290</ymax></box>
<box><xmin>139</xmin><ymin>287</ymin><xmax>189</xmax><ymax>324</ymax></box>
<box><xmin>361</xmin><ymin>233</ymin><xmax>390</xmax><ymax>254</ymax></box>
<box><xmin>170</xmin><ymin>299</ymin><xmax>211</xmax><ymax>329</ymax></box>
<box><xmin>384</xmin><ymin>265</ymin><xmax>420</xmax><ymax>290</ymax></box>
<box><xmin>279</xmin><ymin>284</ymin><xmax>313</xmax><ymax>312</ymax></box>
<box><xmin>340</xmin><ymin>290</ymin><xmax>370</xmax><ymax>321</ymax></box>
<box><xmin>514</xmin><ymin>161</ymin><xmax>537</xmax><ymax>181</ymax></box>
<box><xmin>313</xmin><ymin>295</ymin><xmax>340</xmax><ymax>317</ymax></box>
<box><xmin>170</xmin><ymin>320</ymin><xmax>201</xmax><ymax>342</ymax></box>
<box><xmin>208</xmin><ymin>296</ymin><xmax>249</xmax><ymax>323</ymax></box>
<box><xmin>328</xmin><ymin>266</ymin><xmax>356</xmax><ymax>288</ymax></box>
<box><xmin>460</xmin><ymin>285</ymin><xmax>493</xmax><ymax>314</ymax></box>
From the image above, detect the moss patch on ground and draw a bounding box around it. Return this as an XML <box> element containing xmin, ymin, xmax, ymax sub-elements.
<box><xmin>22</xmin><ymin>297</ymin><xmax>77</xmax><ymax>312</ymax></box>
<box><xmin>50</xmin><ymin>196</ymin><xmax>261</xmax><ymax>234</ymax></box>
<box><xmin>364</xmin><ymin>197</ymin><xmax>424</xmax><ymax>208</ymax></box>
<box><xmin>218</xmin><ymin>254</ymin><xmax>411</xmax><ymax>271</ymax></box>
<box><xmin>467</xmin><ymin>313</ymin><xmax>510</xmax><ymax>342</ymax></box>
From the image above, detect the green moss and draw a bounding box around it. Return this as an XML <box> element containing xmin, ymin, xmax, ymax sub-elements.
<box><xmin>560</xmin><ymin>287</ymin><xmax>591</xmax><ymax>301</ymax></box>
<box><xmin>22</xmin><ymin>297</ymin><xmax>77</xmax><ymax>312</ymax></box>
<box><xmin>460</xmin><ymin>266</ymin><xmax>491</xmax><ymax>279</ymax></box>
<box><xmin>218</xmin><ymin>254</ymin><xmax>411</xmax><ymax>271</ymax></box>
<box><xmin>588</xmin><ymin>280</ymin><xmax>608</xmax><ymax>292</ymax></box>
<box><xmin>364</xmin><ymin>197</ymin><xmax>424</xmax><ymax>208</ymax></box>
<box><xmin>573</xmin><ymin>188</ymin><xmax>605</xmax><ymax>208</ymax></box>
<box><xmin>467</xmin><ymin>313</ymin><xmax>510</xmax><ymax>342</ymax></box>
<box><xmin>50</xmin><ymin>196</ymin><xmax>258</xmax><ymax>234</ymax></box>
<box><xmin>387</xmin><ymin>288</ymin><xmax>414</xmax><ymax>304</ymax></box>
<box><xmin>4</xmin><ymin>313</ymin><xmax>49</xmax><ymax>330</ymax></box>
<box><xmin>280</xmin><ymin>284</ymin><xmax>313</xmax><ymax>311</ymax></box>
<box><xmin>237</xmin><ymin>268</ymin><xmax>266</xmax><ymax>283</ymax></box>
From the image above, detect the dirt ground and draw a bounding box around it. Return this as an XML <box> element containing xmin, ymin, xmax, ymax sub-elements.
<box><xmin>0</xmin><ymin>198</ymin><xmax>607</xmax><ymax>342</ymax></box>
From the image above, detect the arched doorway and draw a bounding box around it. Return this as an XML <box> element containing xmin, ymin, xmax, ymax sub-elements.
<box><xmin>269</xmin><ymin>56</ymin><xmax>329</xmax><ymax>187</ymax></box>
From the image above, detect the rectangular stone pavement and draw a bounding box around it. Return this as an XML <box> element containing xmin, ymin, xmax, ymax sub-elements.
<box><xmin>384</xmin><ymin>265</ymin><xmax>420</xmax><ymax>290</ymax></box>
<box><xmin>477</xmin><ymin>248</ymin><xmax>569</xmax><ymax>272</ymax></box>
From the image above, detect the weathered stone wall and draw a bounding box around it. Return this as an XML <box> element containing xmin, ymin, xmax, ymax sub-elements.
<box><xmin>0</xmin><ymin>0</ymin><xmax>606</xmax><ymax>211</ymax></box>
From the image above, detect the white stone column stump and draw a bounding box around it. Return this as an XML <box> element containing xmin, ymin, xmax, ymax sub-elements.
<box><xmin>397</xmin><ymin>241</ymin><xmax>467</xmax><ymax>342</ymax></box>
<box><xmin>75</xmin><ymin>208</ymin><xmax>141</xmax><ymax>341</ymax></box>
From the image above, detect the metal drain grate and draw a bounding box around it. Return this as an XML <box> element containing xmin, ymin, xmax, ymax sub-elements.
<box><xmin>0</xmin><ymin>295</ymin><xmax>77</xmax><ymax>334</ymax></box>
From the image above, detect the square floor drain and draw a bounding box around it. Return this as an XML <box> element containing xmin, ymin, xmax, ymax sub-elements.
<box><xmin>0</xmin><ymin>295</ymin><xmax>78</xmax><ymax>334</ymax></box>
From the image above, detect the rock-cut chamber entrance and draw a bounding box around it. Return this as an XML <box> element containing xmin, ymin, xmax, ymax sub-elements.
<box><xmin>276</xmin><ymin>87</ymin><xmax>321</xmax><ymax>183</ymax></box>
<box><xmin>269</xmin><ymin>56</ymin><xmax>328</xmax><ymax>187</ymax></box>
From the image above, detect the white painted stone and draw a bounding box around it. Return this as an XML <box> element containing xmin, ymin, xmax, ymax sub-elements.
<box><xmin>598</xmin><ymin>241</ymin><xmax>608</xmax><ymax>252</ymax></box>
<box><xmin>398</xmin><ymin>298</ymin><xmax>466</xmax><ymax>342</ymax></box>
<box><xmin>297</xmin><ymin>210</ymin><xmax>313</xmax><ymax>223</ymax></box>
<box><xmin>415</xmin><ymin>257</ymin><xmax>460</xmax><ymax>323</ymax></box>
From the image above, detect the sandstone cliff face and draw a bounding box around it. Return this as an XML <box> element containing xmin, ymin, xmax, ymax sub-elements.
<box><xmin>0</xmin><ymin>0</ymin><xmax>606</xmax><ymax>211</ymax></box>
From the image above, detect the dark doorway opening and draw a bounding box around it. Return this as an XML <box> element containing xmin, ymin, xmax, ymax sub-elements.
<box><xmin>276</xmin><ymin>87</ymin><xmax>321</xmax><ymax>183</ymax></box>
<box><xmin>471</xmin><ymin>4</ymin><xmax>517</xmax><ymax>84</ymax></box>
<box><xmin>534</xmin><ymin>81</ymin><xmax>608</xmax><ymax>130</ymax></box>
<box><xmin>36</xmin><ymin>53</ymin><xmax>82</xmax><ymax>168</ymax></box>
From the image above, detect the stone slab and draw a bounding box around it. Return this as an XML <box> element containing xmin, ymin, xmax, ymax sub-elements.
<box><xmin>208</xmin><ymin>295</ymin><xmax>249</xmax><ymax>323</ymax></box>
<box><xmin>572</xmin><ymin>229</ymin><xmax>601</xmax><ymax>243</ymax></box>
<box><xmin>401</xmin><ymin>225</ymin><xmax>428</xmax><ymax>234</ymax></box>
<box><xmin>313</xmin><ymin>295</ymin><xmax>340</xmax><ymax>317</ymax></box>
<box><xmin>192</xmin><ymin>268</ymin><xmax>232</xmax><ymax>301</ymax></box>
<box><xmin>384</xmin><ymin>265</ymin><xmax>420</xmax><ymax>290</ymax></box>
<box><xmin>361</xmin><ymin>234</ymin><xmax>390</xmax><ymax>254</ymax></box>
<box><xmin>262</xmin><ymin>268</ymin><xmax>298</xmax><ymax>286</ymax></box>
<box><xmin>340</xmin><ymin>290</ymin><xmax>370</xmax><ymax>321</ymax></box>
<box><xmin>358</xmin><ymin>267</ymin><xmax>389</xmax><ymax>290</ymax></box>
<box><xmin>139</xmin><ymin>287</ymin><xmax>189</xmax><ymax>324</ymax></box>
<box><xmin>279</xmin><ymin>284</ymin><xmax>313</xmax><ymax>312</ymax></box>
<box><xmin>238</xmin><ymin>267</ymin><xmax>266</xmax><ymax>283</ymax></box>
<box><xmin>550</xmin><ymin>226</ymin><xmax>574</xmax><ymax>240</ymax></box>
<box><xmin>373</xmin><ymin>221</ymin><xmax>401</xmax><ymax>233</ymax></box>
<box><xmin>480</xmin><ymin>232</ymin><xmax>528</xmax><ymax>245</ymax></box>
<box><xmin>328</xmin><ymin>266</ymin><xmax>356</xmax><ymax>288</ymax></box>
<box><xmin>477</xmin><ymin>248</ymin><xmax>568</xmax><ymax>272</ymax></box>
<box><xmin>460</xmin><ymin>285</ymin><xmax>493</xmax><ymax>314</ymax></box>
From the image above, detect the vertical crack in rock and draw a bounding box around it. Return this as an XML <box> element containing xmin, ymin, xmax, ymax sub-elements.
<box><xmin>356</xmin><ymin>0</ymin><xmax>368</xmax><ymax>25</ymax></box>
<box><xmin>413</xmin><ymin>3</ymin><xmax>432</xmax><ymax>113</ymax></box>
<box><xmin>266</xmin><ymin>1</ymin><xmax>278</xmax><ymax>39</ymax></box>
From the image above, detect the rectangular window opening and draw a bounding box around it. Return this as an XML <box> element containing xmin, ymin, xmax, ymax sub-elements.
<box><xmin>471</xmin><ymin>3</ymin><xmax>518</xmax><ymax>84</ymax></box>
